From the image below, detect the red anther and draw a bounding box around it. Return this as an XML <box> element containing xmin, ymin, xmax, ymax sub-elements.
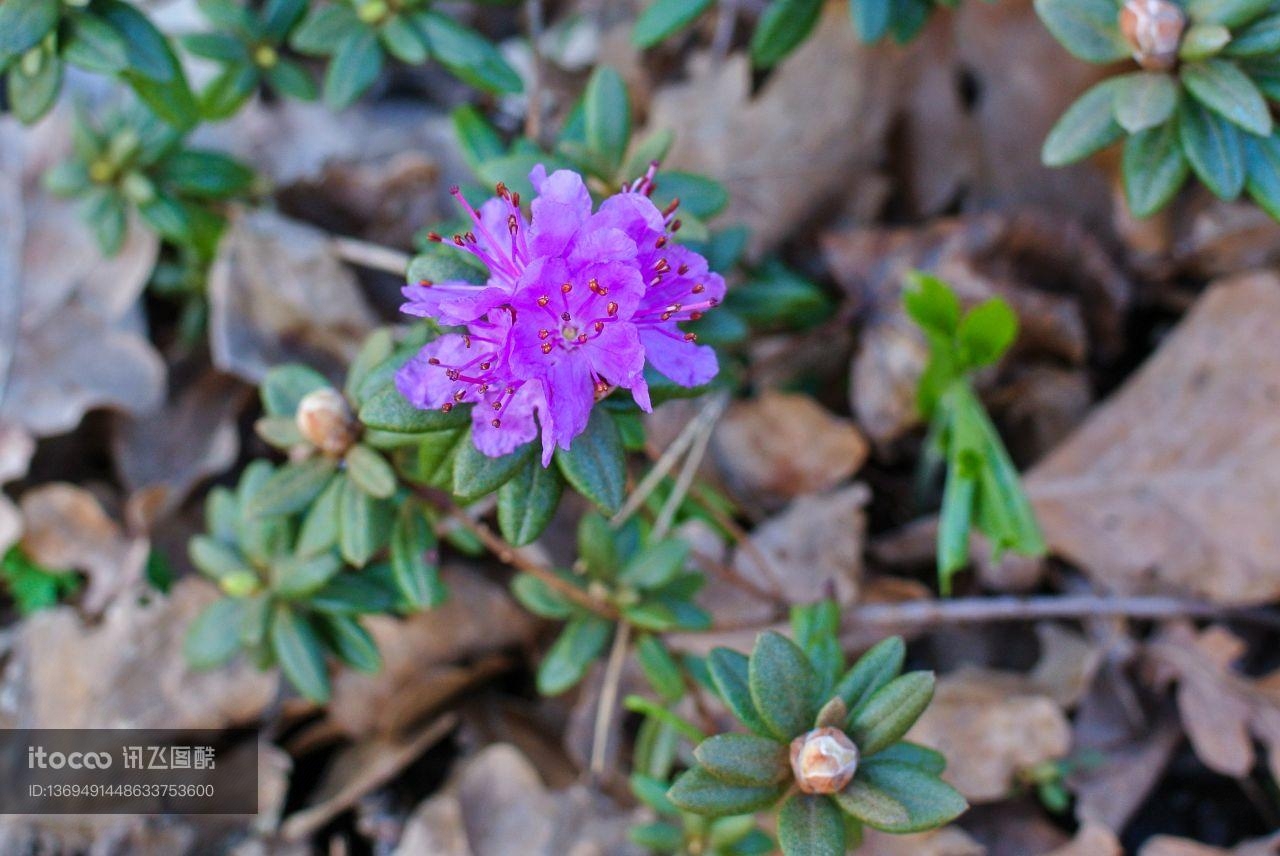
<box><xmin>538</xmin><ymin>329</ymin><xmax>550</xmax><ymax>339</ymax></box>
<box><xmin>449</xmin><ymin>185</ymin><xmax>461</xmax><ymax>196</ymax></box>
<box><xmin>594</xmin><ymin>321</ymin><xmax>605</xmax><ymax>333</ymax></box>
<box><xmin>453</xmin><ymin>389</ymin><xmax>466</xmax><ymax>402</ymax></box>
<box><xmin>561</xmin><ymin>282</ymin><xmax>572</xmax><ymax>293</ymax></box>
<box><xmin>511</xmin><ymin>192</ymin><xmax>521</xmax><ymax>207</ymax></box>
<box><xmin>441</xmin><ymin>402</ymin><xmax>454</xmax><ymax>413</ymax></box>
<box><xmin>427</xmin><ymin>232</ymin><xmax>443</xmax><ymax>242</ymax></box>
<box><xmin>661</xmin><ymin>312</ymin><xmax>673</xmax><ymax>321</ymax></box>
<box><xmin>446</xmin><ymin>369</ymin><xmax>460</xmax><ymax>381</ymax></box>
<box><xmin>493</xmin><ymin>400</ymin><xmax>503</xmax><ymax>410</ymax></box>
<box><xmin>577</xmin><ymin>334</ymin><xmax>588</xmax><ymax>344</ymax></box>
<box><xmin>480</xmin><ymin>362</ymin><xmax>492</xmax><ymax>370</ymax></box>
<box><xmin>663</xmin><ymin>198</ymin><xmax>680</xmax><ymax>216</ymax></box>
<box><xmin>654</xmin><ymin>258</ymin><xmax>671</xmax><ymax>274</ymax></box>
<box><xmin>606</xmin><ymin>301</ymin><xmax>619</xmax><ymax>316</ymax></box>
<box><xmin>588</xmin><ymin>278</ymin><xmax>602</xmax><ymax>293</ymax></box>
<box><xmin>671</xmin><ymin>219</ymin><xmax>683</xmax><ymax>232</ymax></box>
<box><xmin>692</xmin><ymin>283</ymin><xmax>705</xmax><ymax>293</ymax></box>
<box><xmin>428</xmin><ymin>357</ymin><xmax>441</xmax><ymax>365</ymax></box>
<box><xmin>677</xmin><ymin>263</ymin><xmax>689</xmax><ymax>275</ymax></box>
<box><xmin>508</xmin><ymin>214</ymin><xmax>519</xmax><ymax>234</ymax></box>
<box><xmin>690</xmin><ymin>311</ymin><xmax>704</xmax><ymax>321</ymax></box>
<box><xmin>496</xmin><ymin>181</ymin><xmax>509</xmax><ymax>198</ymax></box>
<box><xmin>537</xmin><ymin>296</ymin><xmax>550</xmax><ymax>307</ymax></box>
<box><xmin>463</xmin><ymin>335</ymin><xmax>472</xmax><ymax>347</ymax></box>
<box><xmin>684</xmin><ymin>332</ymin><xmax>697</xmax><ymax>342</ymax></box>
<box><xmin>465</xmin><ymin>231</ymin><xmax>477</xmax><ymax>243</ymax></box>
<box><xmin>453</xmin><ymin>235</ymin><xmax>465</xmax><ymax>245</ymax></box>
<box><xmin>479</xmin><ymin>384</ymin><xmax>489</xmax><ymax>393</ymax></box>
<box><xmin>491</xmin><ymin>418</ymin><xmax>501</xmax><ymax>428</ymax></box>
<box><xmin>655</xmin><ymin>236</ymin><xmax>668</xmax><ymax>249</ymax></box>
<box><xmin>418</xmin><ymin>279</ymin><xmax>433</xmax><ymax>287</ymax></box>
<box><xmin>540</xmin><ymin>342</ymin><xmax>553</xmax><ymax>354</ymax></box>
<box><xmin>561</xmin><ymin>311</ymin><xmax>572</xmax><ymax>322</ymax></box>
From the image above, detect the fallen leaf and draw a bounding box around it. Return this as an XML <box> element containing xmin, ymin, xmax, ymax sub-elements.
<box><xmin>1027</xmin><ymin>273</ymin><xmax>1280</xmax><ymax>604</ymax></box>
<box><xmin>393</xmin><ymin>744</ymin><xmax>643</xmax><ymax>856</ymax></box>
<box><xmin>859</xmin><ymin>826</ymin><xmax>985</xmax><ymax>856</ymax></box>
<box><xmin>0</xmin><ymin>578</ymin><xmax>276</xmax><ymax>729</ymax></box>
<box><xmin>1145</xmin><ymin>622</ymin><xmax>1280</xmax><ymax>783</ymax></box>
<box><xmin>908</xmin><ymin>667</ymin><xmax>1071</xmax><ymax>803</ymax></box>
<box><xmin>0</xmin><ymin>115</ymin><xmax>164</xmax><ymax>438</ymax></box>
<box><xmin>18</xmin><ymin>483</ymin><xmax>148</xmax><ymax>614</ymax></box>
<box><xmin>711</xmin><ymin>390</ymin><xmax>869</xmax><ymax>509</ymax></box>
<box><xmin>1140</xmin><ymin>833</ymin><xmax>1280</xmax><ymax>856</ymax></box>
<box><xmin>1041</xmin><ymin>823</ymin><xmax>1123</xmax><ymax>856</ymax></box>
<box><xmin>647</xmin><ymin>3</ymin><xmax>903</xmax><ymax>258</ymax></box>
<box><xmin>207</xmin><ymin>207</ymin><xmax>378</xmax><ymax>385</ymax></box>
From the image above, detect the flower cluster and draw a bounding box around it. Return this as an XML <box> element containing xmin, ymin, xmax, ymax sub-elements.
<box><xmin>395</xmin><ymin>165</ymin><xmax>724</xmax><ymax>464</ymax></box>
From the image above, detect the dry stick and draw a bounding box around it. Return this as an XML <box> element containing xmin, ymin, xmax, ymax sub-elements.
<box><xmin>688</xmin><ymin>483</ymin><xmax>789</xmax><ymax>601</ymax></box>
<box><xmin>331</xmin><ymin>236</ymin><xmax>411</xmax><ymax>276</ymax></box>
<box><xmin>844</xmin><ymin>595</ymin><xmax>1280</xmax><ymax>629</ymax></box>
<box><xmin>525</xmin><ymin>0</ymin><xmax>546</xmax><ymax>142</ymax></box>
<box><xmin>590</xmin><ymin>620</ymin><xmax>632</xmax><ymax>777</ymax></box>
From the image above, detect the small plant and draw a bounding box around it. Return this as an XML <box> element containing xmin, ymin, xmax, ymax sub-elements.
<box><xmin>1038</xmin><ymin>0</ymin><xmax>1280</xmax><ymax>218</ymax></box>
<box><xmin>665</xmin><ymin>602</ymin><xmax>966</xmax><ymax>854</ymax></box>
<box><xmin>183</xmin><ymin>0</ymin><xmax>317</xmax><ymax>120</ymax></box>
<box><xmin>43</xmin><ymin>103</ymin><xmax>254</xmax><ymax>256</ymax></box>
<box><xmin>1</xmin><ymin>546</ymin><xmax>81</xmax><ymax>614</ymax></box>
<box><xmin>903</xmin><ymin>273</ymin><xmax>1046</xmax><ymax>594</ymax></box>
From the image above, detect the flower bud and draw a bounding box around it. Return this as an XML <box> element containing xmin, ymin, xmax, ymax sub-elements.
<box><xmin>1119</xmin><ymin>0</ymin><xmax>1186</xmax><ymax>71</ymax></box>
<box><xmin>296</xmin><ymin>388</ymin><xmax>359</xmax><ymax>456</ymax></box>
<box><xmin>220</xmin><ymin>570</ymin><xmax>261</xmax><ymax>598</ymax></box>
<box><xmin>789</xmin><ymin>727</ymin><xmax>859</xmax><ymax>795</ymax></box>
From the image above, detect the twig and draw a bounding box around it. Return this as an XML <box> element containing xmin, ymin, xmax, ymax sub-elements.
<box><xmin>652</xmin><ymin>395</ymin><xmax>725</xmax><ymax>539</ymax></box>
<box><xmin>525</xmin><ymin>0</ymin><xmax>546</xmax><ymax>142</ymax></box>
<box><xmin>590</xmin><ymin>620</ymin><xmax>632</xmax><ymax>777</ymax></box>
<box><xmin>331</xmin><ymin>236</ymin><xmax>411</xmax><ymax>276</ymax></box>
<box><xmin>710</xmin><ymin>0</ymin><xmax>739</xmax><ymax>66</ymax></box>
<box><xmin>844</xmin><ymin>595</ymin><xmax>1280</xmax><ymax>629</ymax></box>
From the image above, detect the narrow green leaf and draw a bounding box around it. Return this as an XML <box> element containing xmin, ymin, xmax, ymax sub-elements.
<box><xmin>453</xmin><ymin>435</ymin><xmax>533</xmax><ymax>502</ymax></box>
<box><xmin>749</xmin><ymin>631</ymin><xmax>819</xmax><ymax>740</ymax></box>
<box><xmin>297</xmin><ymin>473</ymin><xmax>343</xmax><ymax>556</ymax></box>
<box><xmin>510</xmin><ymin>572</ymin><xmax>575</xmax><ymax>619</ymax></box>
<box><xmin>497</xmin><ymin>456</ymin><xmax>565</xmax><ymax>546</ymax></box>
<box><xmin>851</xmin><ymin>0</ymin><xmax>893</xmax><ymax>42</ymax></box>
<box><xmin>261</xmin><ymin>364</ymin><xmax>330</xmax><ymax>417</ymax></box>
<box><xmin>693</xmin><ymin>733</ymin><xmax>790</xmax><ymax>786</ymax></box>
<box><xmin>1181</xmin><ymin>59</ymin><xmax>1273</xmax><ymax>136</ymax></box>
<box><xmin>338</xmin><ymin>475</ymin><xmax>393</xmax><ymax>567</ymax></box>
<box><xmin>263</xmin><ymin>0</ymin><xmax>309</xmax><ymax>40</ymax></box>
<box><xmin>556</xmin><ymin>409</ymin><xmax>627</xmax><ymax>514</ymax></box>
<box><xmin>584</xmin><ymin>65</ymin><xmax>631</xmax><ymax>174</ymax></box>
<box><xmin>635</xmin><ymin>633</ymin><xmax>685</xmax><ymax>701</ymax></box>
<box><xmin>536</xmin><ymin>614</ymin><xmax>613</xmax><ymax>696</ymax></box>
<box><xmin>248</xmin><ymin>458</ymin><xmax>336</xmax><ymax>517</ymax></box>
<box><xmin>345</xmin><ymin>443</ymin><xmax>398</xmax><ymax>499</ymax></box>
<box><xmin>7</xmin><ymin>49</ymin><xmax>61</xmax><ymax>125</ymax></box>
<box><xmin>874</xmin><ymin>741</ymin><xmax>948</xmax><ymax>775</ymax></box>
<box><xmin>902</xmin><ymin>271</ymin><xmax>961</xmax><ymax>336</ymax></box>
<box><xmin>1113</xmin><ymin>72</ymin><xmax>1178</xmax><ymax>133</ymax></box>
<box><xmin>847</xmin><ymin>671</ymin><xmax>936</xmax><ymax>757</ymax></box>
<box><xmin>834</xmin><ymin>636</ymin><xmax>906</xmax><ymax>712</ymax></box>
<box><xmin>832</xmin><ymin>777</ymin><xmax>911</xmax><ymax>829</ymax></box>
<box><xmin>1225</xmin><ymin>12</ymin><xmax>1280</xmax><ymax>57</ymax></box>
<box><xmin>100</xmin><ymin>0</ymin><xmax>199</xmax><ymax>129</ymax></box>
<box><xmin>1032</xmin><ymin>0</ymin><xmax>1129</xmax><ymax>62</ymax></box>
<box><xmin>62</xmin><ymin>11</ymin><xmax>131</xmax><ymax>73</ymax></box>
<box><xmin>620</xmin><ymin>539</ymin><xmax>689</xmax><ymax>590</ymax></box>
<box><xmin>451</xmin><ymin>104</ymin><xmax>507</xmax><ymax>174</ymax></box>
<box><xmin>1179</xmin><ymin>95</ymin><xmax>1246</xmax><ymax>200</ymax></box>
<box><xmin>633</xmin><ymin>0</ymin><xmax>715</xmax><ymax>48</ymax></box>
<box><xmin>359</xmin><ymin>385</ymin><xmax>468</xmax><ymax>432</ymax></box>
<box><xmin>778</xmin><ymin>792</ymin><xmax>847</xmax><ymax>856</ymax></box>
<box><xmin>324</xmin><ymin>28</ymin><xmax>383</xmax><ymax>110</ymax></box>
<box><xmin>668</xmin><ymin>766</ymin><xmax>784</xmax><ymax>817</ymax></box>
<box><xmin>957</xmin><ymin>298</ymin><xmax>1018</xmax><ymax>368</ymax></box>
<box><xmin>184</xmin><ymin>597</ymin><xmax>245</xmax><ymax>669</ymax></box>
<box><xmin>319</xmin><ymin>614</ymin><xmax>382</xmax><ymax>673</ymax></box>
<box><xmin>1244</xmin><ymin>131</ymin><xmax>1280</xmax><ymax>220</ymax></box>
<box><xmin>290</xmin><ymin>4</ymin><xmax>359</xmax><ymax>54</ymax></box>
<box><xmin>378</xmin><ymin>13</ymin><xmax>429</xmax><ymax>64</ymax></box>
<box><xmin>418</xmin><ymin>11</ymin><xmax>522</xmax><ymax>94</ymax></box>
<box><xmin>844</xmin><ymin>759</ymin><xmax>968</xmax><ymax>833</ymax></box>
<box><xmin>270</xmin><ymin>604</ymin><xmax>331</xmax><ymax>702</ymax></box>
<box><xmin>751</xmin><ymin>0</ymin><xmax>824</xmax><ymax>68</ymax></box>
<box><xmin>390</xmin><ymin>501</ymin><xmax>444</xmax><ymax>608</ymax></box>
<box><xmin>266</xmin><ymin>58</ymin><xmax>318</xmax><ymax>100</ymax></box>
<box><xmin>0</xmin><ymin>0</ymin><xmax>59</xmax><ymax>69</ymax></box>
<box><xmin>1179</xmin><ymin>23</ymin><xmax>1232</xmax><ymax>62</ymax></box>
<box><xmin>156</xmin><ymin>149</ymin><xmax>254</xmax><ymax>197</ymax></box>
<box><xmin>1187</xmin><ymin>0</ymin><xmax>1272</xmax><ymax>29</ymax></box>
<box><xmin>1123</xmin><ymin>121</ymin><xmax>1190</xmax><ymax>218</ymax></box>
<box><xmin>708</xmin><ymin>647</ymin><xmax>772</xmax><ymax>737</ymax></box>
<box><xmin>189</xmin><ymin>535</ymin><xmax>250</xmax><ymax>579</ymax></box>
<box><xmin>271</xmin><ymin>551</ymin><xmax>342</xmax><ymax>598</ymax></box>
<box><xmin>1042</xmin><ymin>78</ymin><xmax>1125</xmax><ymax>166</ymax></box>
<box><xmin>937</xmin><ymin>449</ymin><xmax>977</xmax><ymax>594</ymax></box>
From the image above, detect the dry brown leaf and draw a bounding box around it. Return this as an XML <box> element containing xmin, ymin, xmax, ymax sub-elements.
<box><xmin>112</xmin><ymin>370</ymin><xmax>251</xmax><ymax>526</ymax></box>
<box><xmin>859</xmin><ymin>827</ymin><xmax>985</xmax><ymax>856</ymax></box>
<box><xmin>646</xmin><ymin>3</ymin><xmax>903</xmax><ymax>258</ymax></box>
<box><xmin>207</xmin><ymin>207</ymin><xmax>378</xmax><ymax>384</ymax></box>
<box><xmin>1145</xmin><ymin>623</ymin><xmax>1280</xmax><ymax>782</ymax></box>
<box><xmin>18</xmin><ymin>483</ymin><xmax>148</xmax><ymax>614</ymax></box>
<box><xmin>0</xmin><ymin>116</ymin><xmax>164</xmax><ymax>438</ymax></box>
<box><xmin>711</xmin><ymin>390</ymin><xmax>869</xmax><ymax>508</ymax></box>
<box><xmin>0</xmin><ymin>578</ymin><xmax>276</xmax><ymax>729</ymax></box>
<box><xmin>1140</xmin><ymin>834</ymin><xmax>1280</xmax><ymax>856</ymax></box>
<box><xmin>1041</xmin><ymin>823</ymin><xmax>1123</xmax><ymax>856</ymax></box>
<box><xmin>1027</xmin><ymin>273</ymin><xmax>1280</xmax><ymax>604</ymax></box>
<box><xmin>907</xmin><ymin>667</ymin><xmax>1071</xmax><ymax>803</ymax></box>
<box><xmin>393</xmin><ymin>744</ymin><xmax>643</xmax><ymax>856</ymax></box>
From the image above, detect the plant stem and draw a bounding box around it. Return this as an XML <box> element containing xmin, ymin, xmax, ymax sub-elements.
<box><xmin>843</xmin><ymin>595</ymin><xmax>1280</xmax><ymax>628</ymax></box>
<box><xmin>590</xmin><ymin>620</ymin><xmax>631</xmax><ymax>777</ymax></box>
<box><xmin>331</xmin><ymin>236</ymin><xmax>410</xmax><ymax>275</ymax></box>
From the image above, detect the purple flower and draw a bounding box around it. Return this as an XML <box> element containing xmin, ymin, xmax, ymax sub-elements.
<box><xmin>396</xmin><ymin>165</ymin><xmax>724</xmax><ymax>465</ymax></box>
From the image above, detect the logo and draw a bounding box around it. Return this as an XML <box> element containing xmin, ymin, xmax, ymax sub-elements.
<box><xmin>27</xmin><ymin>747</ymin><xmax>112</xmax><ymax>770</ymax></box>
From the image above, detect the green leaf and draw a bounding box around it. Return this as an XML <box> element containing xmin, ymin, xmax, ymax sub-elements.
<box><xmin>291</xmin><ymin>4</ymin><xmax>359</xmax><ymax>54</ymax></box>
<box><xmin>584</xmin><ymin>65</ymin><xmax>631</xmax><ymax>175</ymax></box>
<box><xmin>578</xmin><ymin>510</ymin><xmax>619</xmax><ymax>580</ymax></box>
<box><xmin>81</xmin><ymin>188</ymin><xmax>127</xmax><ymax>255</ymax></box>
<box><xmin>319</xmin><ymin>614</ymin><xmax>382</xmax><ymax>673</ymax></box>
<box><xmin>181</xmin><ymin>32</ymin><xmax>250</xmax><ymax>63</ymax></box>
<box><xmin>345</xmin><ymin>329</ymin><xmax>395</xmax><ymax>403</ymax></box>
<box><xmin>1123</xmin><ymin>121</ymin><xmax>1190</xmax><ymax>218</ymax></box>
<box><xmin>667</xmin><ymin>766</ymin><xmax>784</xmax><ymax>817</ymax></box>
<box><xmin>379</xmin><ymin>13</ymin><xmax>429</xmax><ymax>64</ymax></box>
<box><xmin>324</xmin><ymin>27</ymin><xmax>383</xmax><ymax>109</ymax></box>
<box><xmin>270</xmin><ymin>604</ymin><xmax>331</xmax><ymax>702</ymax></box>
<box><xmin>189</xmin><ymin>535</ymin><xmax>250</xmax><ymax>579</ymax></box>
<box><xmin>777</xmin><ymin>793</ymin><xmax>847</xmax><ymax>856</ymax></box>
<box><xmin>556</xmin><ymin>409</ymin><xmax>627</xmax><ymax>514</ymax></box>
<box><xmin>629</xmin><ymin>821</ymin><xmax>684</xmax><ymax>852</ymax></box>
<box><xmin>635</xmin><ymin>633</ymin><xmax>684</xmax><ymax>701</ymax></box>
<box><xmin>271</xmin><ymin>551</ymin><xmax>342</xmax><ymax>598</ymax></box>
<box><xmin>7</xmin><ymin>49</ymin><xmax>62</xmax><ymax>125</ymax></box>
<box><xmin>297</xmin><ymin>473</ymin><xmax>343</xmax><ymax>556</ymax></box>
<box><xmin>1181</xmin><ymin>59</ymin><xmax>1273</xmax><ymax>136</ymax></box>
<box><xmin>249</xmin><ymin>458</ymin><xmax>336</xmax><ymax>517</ymax></box>
<box><xmin>1032</xmin><ymin>0</ymin><xmax>1129</xmax><ymax>62</ymax></box>
<box><xmin>184</xmin><ymin>597</ymin><xmax>246</xmax><ymax>668</ymax></box>
<box><xmin>196</xmin><ymin>0</ymin><xmax>255</xmax><ymax>33</ymax></box>
<box><xmin>338</xmin><ymin>476</ymin><xmax>393</xmax><ymax>567</ymax></box>
<box><xmin>62</xmin><ymin>11</ymin><xmax>131</xmax><ymax>73</ymax></box>
<box><xmin>957</xmin><ymin>298</ymin><xmax>1018</xmax><ymax>368</ymax></box>
<box><xmin>621</xmin><ymin>128</ymin><xmax>675</xmax><ymax>183</ymax></box>
<box><xmin>407</xmin><ymin>241</ymin><xmax>487</xmax><ymax>285</ymax></box>
<box><xmin>1180</xmin><ymin>95</ymin><xmax>1246</xmax><ymax>200</ymax></box>
<box><xmin>650</xmin><ymin>171</ymin><xmax>729</xmax><ymax>220</ymax></box>
<box><xmin>418</xmin><ymin>11</ymin><xmax>522</xmax><ymax>94</ymax></box>
<box><xmin>453</xmin><ymin>435</ymin><xmax>533</xmax><ymax>502</ymax></box>
<box><xmin>751</xmin><ymin>0</ymin><xmax>824</xmax><ymax>69</ymax></box>
<box><xmin>874</xmin><ymin>741</ymin><xmax>947</xmax><ymax>775</ymax></box>
<box><xmin>263</xmin><ymin>0</ymin><xmax>309</xmax><ymax>40</ymax></box>
<box><xmin>902</xmin><ymin>271</ymin><xmax>961</xmax><ymax>337</ymax></box>
<box><xmin>1187</xmin><ymin>0</ymin><xmax>1272</xmax><ymax>28</ymax></box>
<box><xmin>832</xmin><ymin>776</ymin><xmax>911</xmax><ymax>830</ymax></box>
<box><xmin>0</xmin><ymin>0</ymin><xmax>59</xmax><ymax>69</ymax></box>
<box><xmin>1041</xmin><ymin>78</ymin><xmax>1125</xmax><ymax>166</ymax></box>
<box><xmin>266</xmin><ymin>58</ymin><xmax>318</xmax><ymax>100</ymax></box>
<box><xmin>1113</xmin><ymin>72</ymin><xmax>1178</xmax><ymax>133</ymax></box>
<box><xmin>156</xmin><ymin>150</ymin><xmax>254</xmax><ymax>197</ymax></box>
<box><xmin>1179</xmin><ymin>23</ymin><xmax>1232</xmax><ymax>62</ymax></box>
<box><xmin>749</xmin><ymin>631</ymin><xmax>819</xmax><ymax>740</ymax></box>
<box><xmin>390</xmin><ymin>501</ymin><xmax>444</xmax><ymax>608</ymax></box>
<box><xmin>100</xmin><ymin>0</ymin><xmax>199</xmax><ymax>129</ymax></box>
<box><xmin>497</xmin><ymin>457</ymin><xmax>565</xmax><ymax>546</ymax></box>
<box><xmin>620</xmin><ymin>539</ymin><xmax>689</xmax><ymax>590</ymax></box>
<box><xmin>937</xmin><ymin>447</ymin><xmax>977</xmax><ymax>593</ymax></box>
<box><xmin>1225</xmin><ymin>12</ymin><xmax>1280</xmax><ymax>57</ymax></box>
<box><xmin>694</xmin><ymin>734</ymin><xmax>789</xmax><ymax>787</ymax></box>
<box><xmin>847</xmin><ymin>671</ymin><xmax>936</xmax><ymax>756</ymax></box>
<box><xmin>510</xmin><ymin>572</ymin><xmax>575</xmax><ymax>619</ymax></box>
<box><xmin>834</xmin><ymin>636</ymin><xmax>905</xmax><ymax>712</ymax></box>
<box><xmin>345</xmin><ymin>443</ymin><xmax>397</xmax><ymax>498</ymax></box>
<box><xmin>261</xmin><ymin>364</ymin><xmax>330</xmax><ymax>416</ymax></box>
<box><xmin>197</xmin><ymin>63</ymin><xmax>259</xmax><ymax>120</ymax></box>
<box><xmin>536</xmin><ymin>614</ymin><xmax>613</xmax><ymax>696</ymax></box>
<box><xmin>709</xmin><ymin>647</ymin><xmax>772</xmax><ymax>737</ymax></box>
<box><xmin>42</xmin><ymin>161</ymin><xmax>89</xmax><ymax>196</ymax></box>
<box><xmin>633</xmin><ymin>0</ymin><xmax>715</xmax><ymax>48</ymax></box>
<box><xmin>1244</xmin><ymin>132</ymin><xmax>1280</xmax><ymax>220</ymax></box>
<box><xmin>840</xmin><ymin>759</ymin><xmax>968</xmax><ymax>833</ymax></box>
<box><xmin>451</xmin><ymin>104</ymin><xmax>507</xmax><ymax>174</ymax></box>
<box><xmin>360</xmin><ymin>385</ymin><xmax>469</xmax><ymax>432</ymax></box>
<box><xmin>851</xmin><ymin>0</ymin><xmax>893</xmax><ymax>42</ymax></box>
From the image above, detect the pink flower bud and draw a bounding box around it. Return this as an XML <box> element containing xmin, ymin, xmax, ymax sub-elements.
<box><xmin>789</xmin><ymin>727</ymin><xmax>860</xmax><ymax>795</ymax></box>
<box><xmin>296</xmin><ymin>388</ymin><xmax>359</xmax><ymax>456</ymax></box>
<box><xmin>1119</xmin><ymin>0</ymin><xmax>1186</xmax><ymax>71</ymax></box>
